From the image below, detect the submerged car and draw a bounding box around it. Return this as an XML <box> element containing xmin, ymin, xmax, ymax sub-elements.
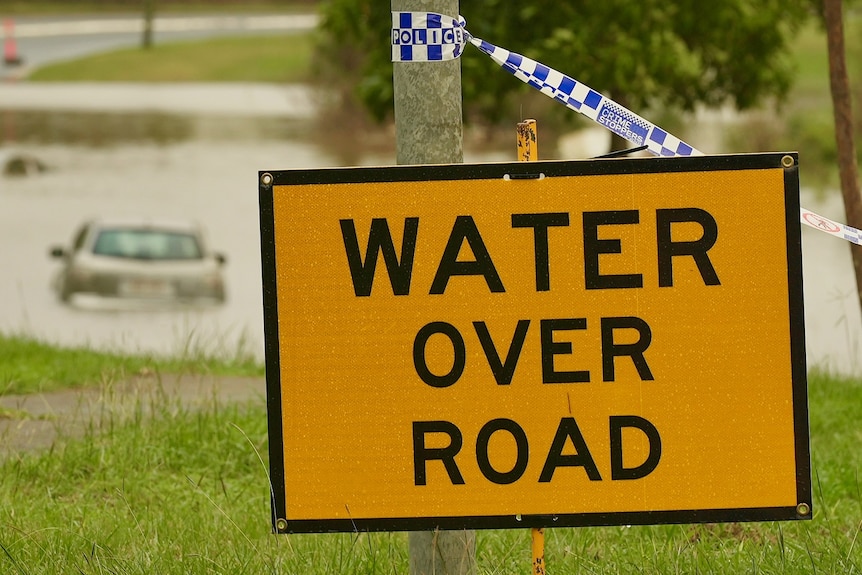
<box><xmin>50</xmin><ymin>217</ymin><xmax>227</xmax><ymax>305</ymax></box>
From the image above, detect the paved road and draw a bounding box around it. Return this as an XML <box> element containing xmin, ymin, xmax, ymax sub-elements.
<box><xmin>1</xmin><ymin>13</ymin><xmax>318</xmax><ymax>81</ymax></box>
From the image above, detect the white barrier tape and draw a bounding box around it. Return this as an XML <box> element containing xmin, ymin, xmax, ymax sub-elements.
<box><xmin>801</xmin><ymin>208</ymin><xmax>862</xmax><ymax>245</ymax></box>
<box><xmin>391</xmin><ymin>11</ymin><xmax>861</xmax><ymax>247</ymax></box>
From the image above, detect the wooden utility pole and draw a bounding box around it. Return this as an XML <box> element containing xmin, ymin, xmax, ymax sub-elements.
<box><xmin>391</xmin><ymin>1</ymin><xmax>474</xmax><ymax>574</ymax></box>
<box><xmin>392</xmin><ymin>0</ymin><xmax>464</xmax><ymax>165</ymax></box>
<box><xmin>823</xmin><ymin>0</ymin><xmax>862</xmax><ymax>315</ymax></box>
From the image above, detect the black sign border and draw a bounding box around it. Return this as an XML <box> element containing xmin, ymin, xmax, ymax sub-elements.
<box><xmin>259</xmin><ymin>152</ymin><xmax>811</xmax><ymax>534</ymax></box>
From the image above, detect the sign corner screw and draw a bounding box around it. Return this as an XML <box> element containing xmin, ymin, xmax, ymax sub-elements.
<box><xmin>796</xmin><ymin>502</ymin><xmax>811</xmax><ymax>517</ymax></box>
<box><xmin>261</xmin><ymin>172</ymin><xmax>274</xmax><ymax>187</ymax></box>
<box><xmin>781</xmin><ymin>155</ymin><xmax>795</xmax><ymax>168</ymax></box>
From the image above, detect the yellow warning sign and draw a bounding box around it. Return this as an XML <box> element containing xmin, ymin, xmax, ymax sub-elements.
<box><xmin>259</xmin><ymin>154</ymin><xmax>810</xmax><ymax>533</ymax></box>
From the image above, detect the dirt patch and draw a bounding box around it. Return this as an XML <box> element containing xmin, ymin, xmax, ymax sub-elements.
<box><xmin>0</xmin><ymin>374</ymin><xmax>265</xmax><ymax>457</ymax></box>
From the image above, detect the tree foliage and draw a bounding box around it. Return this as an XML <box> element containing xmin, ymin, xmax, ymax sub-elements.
<box><xmin>316</xmin><ymin>0</ymin><xmax>816</xmax><ymax>128</ymax></box>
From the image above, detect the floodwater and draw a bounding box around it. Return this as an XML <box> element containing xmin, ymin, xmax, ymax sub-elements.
<box><xmin>1</xmin><ymin>97</ymin><xmax>860</xmax><ymax>375</ymax></box>
<box><xmin>0</xmin><ymin>103</ymin><xmax>509</xmax><ymax>362</ymax></box>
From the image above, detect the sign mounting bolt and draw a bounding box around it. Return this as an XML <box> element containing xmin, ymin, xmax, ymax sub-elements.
<box><xmin>781</xmin><ymin>155</ymin><xmax>795</xmax><ymax>168</ymax></box>
<box><xmin>261</xmin><ymin>172</ymin><xmax>273</xmax><ymax>186</ymax></box>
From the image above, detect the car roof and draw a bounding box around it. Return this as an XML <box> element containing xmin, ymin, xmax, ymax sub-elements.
<box><xmin>87</xmin><ymin>217</ymin><xmax>203</xmax><ymax>234</ymax></box>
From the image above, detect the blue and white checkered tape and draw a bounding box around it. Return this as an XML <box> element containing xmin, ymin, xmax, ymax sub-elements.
<box><xmin>391</xmin><ymin>11</ymin><xmax>862</xmax><ymax>247</ymax></box>
<box><xmin>468</xmin><ymin>37</ymin><xmax>700</xmax><ymax>157</ymax></box>
<box><xmin>391</xmin><ymin>12</ymin><xmax>467</xmax><ymax>62</ymax></box>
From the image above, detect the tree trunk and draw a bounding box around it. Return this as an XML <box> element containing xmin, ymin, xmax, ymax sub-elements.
<box><xmin>142</xmin><ymin>0</ymin><xmax>155</xmax><ymax>49</ymax></box>
<box><xmin>823</xmin><ymin>0</ymin><xmax>862</xmax><ymax>316</ymax></box>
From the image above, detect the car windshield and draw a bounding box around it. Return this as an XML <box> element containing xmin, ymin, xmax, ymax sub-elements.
<box><xmin>92</xmin><ymin>228</ymin><xmax>203</xmax><ymax>260</ymax></box>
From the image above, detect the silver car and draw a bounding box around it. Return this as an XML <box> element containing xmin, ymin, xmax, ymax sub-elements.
<box><xmin>50</xmin><ymin>217</ymin><xmax>227</xmax><ymax>305</ymax></box>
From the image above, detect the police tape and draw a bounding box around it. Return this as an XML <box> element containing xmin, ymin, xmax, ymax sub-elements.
<box><xmin>391</xmin><ymin>11</ymin><xmax>699</xmax><ymax>157</ymax></box>
<box><xmin>391</xmin><ymin>11</ymin><xmax>467</xmax><ymax>61</ymax></box>
<box><xmin>391</xmin><ymin>11</ymin><xmax>861</xmax><ymax>247</ymax></box>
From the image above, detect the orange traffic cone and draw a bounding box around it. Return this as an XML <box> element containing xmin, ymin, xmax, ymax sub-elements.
<box><xmin>4</xmin><ymin>19</ymin><xmax>23</xmax><ymax>66</ymax></box>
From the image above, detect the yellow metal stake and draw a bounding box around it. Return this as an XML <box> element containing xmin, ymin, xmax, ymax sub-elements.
<box><xmin>531</xmin><ymin>528</ymin><xmax>546</xmax><ymax>575</ymax></box>
<box><xmin>516</xmin><ymin>119</ymin><xmax>538</xmax><ymax>162</ymax></box>
<box><xmin>517</xmin><ymin>117</ymin><xmax>546</xmax><ymax>575</ymax></box>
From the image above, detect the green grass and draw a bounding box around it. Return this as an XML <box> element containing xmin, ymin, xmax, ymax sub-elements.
<box><xmin>0</xmin><ymin>369</ymin><xmax>859</xmax><ymax>573</ymax></box>
<box><xmin>28</xmin><ymin>32</ymin><xmax>314</xmax><ymax>83</ymax></box>
<box><xmin>0</xmin><ymin>333</ymin><xmax>263</xmax><ymax>396</ymax></box>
